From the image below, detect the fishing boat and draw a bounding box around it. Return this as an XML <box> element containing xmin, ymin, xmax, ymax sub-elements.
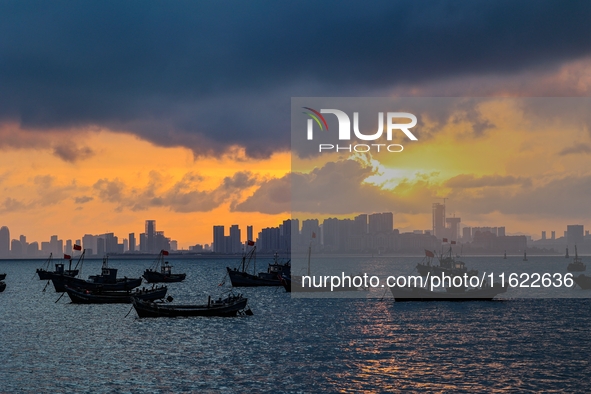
<box><xmin>390</xmin><ymin>282</ymin><xmax>509</xmax><ymax>301</ymax></box>
<box><xmin>573</xmin><ymin>274</ymin><xmax>591</xmax><ymax>290</ymax></box>
<box><xmin>142</xmin><ymin>250</ymin><xmax>186</xmax><ymax>283</ymax></box>
<box><xmin>64</xmin><ymin>284</ymin><xmax>168</xmax><ymax>304</ymax></box>
<box><xmin>52</xmin><ymin>256</ymin><xmax>142</xmax><ymax>292</ymax></box>
<box><xmin>36</xmin><ymin>253</ymin><xmax>79</xmax><ymax>280</ymax></box>
<box><xmin>226</xmin><ymin>247</ymin><xmax>290</xmax><ymax>287</ymax></box>
<box><xmin>0</xmin><ymin>281</ymin><xmax>5</xmax><ymax>292</ymax></box>
<box><xmin>416</xmin><ymin>248</ymin><xmax>478</xmax><ymax>277</ymax></box>
<box><xmin>567</xmin><ymin>245</ymin><xmax>586</xmax><ymax>272</ymax></box>
<box><xmin>131</xmin><ymin>293</ymin><xmax>250</xmax><ymax>318</ymax></box>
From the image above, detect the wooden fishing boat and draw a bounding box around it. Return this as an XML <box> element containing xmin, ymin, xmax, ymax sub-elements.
<box><xmin>142</xmin><ymin>250</ymin><xmax>186</xmax><ymax>283</ymax></box>
<box><xmin>573</xmin><ymin>274</ymin><xmax>591</xmax><ymax>290</ymax></box>
<box><xmin>567</xmin><ymin>245</ymin><xmax>586</xmax><ymax>272</ymax></box>
<box><xmin>64</xmin><ymin>285</ymin><xmax>168</xmax><ymax>304</ymax></box>
<box><xmin>52</xmin><ymin>256</ymin><xmax>142</xmax><ymax>292</ymax></box>
<box><xmin>226</xmin><ymin>247</ymin><xmax>290</xmax><ymax>287</ymax></box>
<box><xmin>36</xmin><ymin>253</ymin><xmax>78</xmax><ymax>280</ymax></box>
<box><xmin>131</xmin><ymin>293</ymin><xmax>250</xmax><ymax>318</ymax></box>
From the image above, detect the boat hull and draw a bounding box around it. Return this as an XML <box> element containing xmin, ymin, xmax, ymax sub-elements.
<box><xmin>574</xmin><ymin>274</ymin><xmax>591</xmax><ymax>290</ymax></box>
<box><xmin>567</xmin><ymin>263</ymin><xmax>586</xmax><ymax>272</ymax></box>
<box><xmin>390</xmin><ymin>283</ymin><xmax>508</xmax><ymax>301</ymax></box>
<box><xmin>51</xmin><ymin>275</ymin><xmax>143</xmax><ymax>292</ymax></box>
<box><xmin>0</xmin><ymin>281</ymin><xmax>5</xmax><ymax>292</ymax></box>
<box><xmin>0</xmin><ymin>273</ymin><xmax>6</xmax><ymax>281</ymax></box>
<box><xmin>226</xmin><ymin>267</ymin><xmax>282</xmax><ymax>287</ymax></box>
<box><xmin>142</xmin><ymin>270</ymin><xmax>186</xmax><ymax>283</ymax></box>
<box><xmin>132</xmin><ymin>296</ymin><xmax>248</xmax><ymax>318</ymax></box>
<box><xmin>65</xmin><ymin>285</ymin><xmax>168</xmax><ymax>304</ymax></box>
<box><xmin>37</xmin><ymin>269</ymin><xmax>78</xmax><ymax>281</ymax></box>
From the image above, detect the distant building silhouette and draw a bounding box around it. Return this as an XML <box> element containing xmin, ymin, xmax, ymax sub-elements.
<box><xmin>213</xmin><ymin>225</ymin><xmax>225</xmax><ymax>253</ymax></box>
<box><xmin>145</xmin><ymin>220</ymin><xmax>156</xmax><ymax>253</ymax></box>
<box><xmin>432</xmin><ymin>203</ymin><xmax>446</xmax><ymax>240</ymax></box>
<box><xmin>129</xmin><ymin>233</ymin><xmax>136</xmax><ymax>252</ymax></box>
<box><xmin>0</xmin><ymin>226</ymin><xmax>10</xmax><ymax>257</ymax></box>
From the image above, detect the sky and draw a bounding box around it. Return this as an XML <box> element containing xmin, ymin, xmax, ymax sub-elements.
<box><xmin>1</xmin><ymin>1</ymin><xmax>591</xmax><ymax>248</ymax></box>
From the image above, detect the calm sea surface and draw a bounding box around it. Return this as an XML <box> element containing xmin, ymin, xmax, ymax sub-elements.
<box><xmin>1</xmin><ymin>256</ymin><xmax>590</xmax><ymax>393</ymax></box>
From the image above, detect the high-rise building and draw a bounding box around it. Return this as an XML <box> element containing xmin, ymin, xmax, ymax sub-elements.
<box><xmin>567</xmin><ymin>225</ymin><xmax>584</xmax><ymax>246</ymax></box>
<box><xmin>432</xmin><ymin>203</ymin><xmax>446</xmax><ymax>239</ymax></box>
<box><xmin>369</xmin><ymin>212</ymin><xmax>393</xmax><ymax>234</ymax></box>
<box><xmin>247</xmin><ymin>226</ymin><xmax>253</xmax><ymax>243</ymax></box>
<box><xmin>129</xmin><ymin>233</ymin><xmax>136</xmax><ymax>252</ymax></box>
<box><xmin>145</xmin><ymin>220</ymin><xmax>156</xmax><ymax>253</ymax></box>
<box><xmin>280</xmin><ymin>219</ymin><xmax>293</xmax><ymax>252</ymax></box>
<box><xmin>322</xmin><ymin>218</ymin><xmax>340</xmax><ymax>251</ymax></box>
<box><xmin>19</xmin><ymin>235</ymin><xmax>27</xmax><ymax>255</ymax></box>
<box><xmin>229</xmin><ymin>225</ymin><xmax>241</xmax><ymax>253</ymax></box>
<box><xmin>213</xmin><ymin>225</ymin><xmax>225</xmax><ymax>253</ymax></box>
<box><xmin>445</xmin><ymin>217</ymin><xmax>461</xmax><ymax>241</ymax></box>
<box><xmin>258</xmin><ymin>227</ymin><xmax>280</xmax><ymax>252</ymax></box>
<box><xmin>353</xmin><ymin>214</ymin><xmax>368</xmax><ymax>235</ymax></box>
<box><xmin>11</xmin><ymin>239</ymin><xmax>22</xmax><ymax>256</ymax></box>
<box><xmin>139</xmin><ymin>233</ymin><xmax>147</xmax><ymax>252</ymax></box>
<box><xmin>301</xmin><ymin>219</ymin><xmax>320</xmax><ymax>245</ymax></box>
<box><xmin>97</xmin><ymin>238</ymin><xmax>105</xmax><ymax>256</ymax></box>
<box><xmin>462</xmin><ymin>227</ymin><xmax>472</xmax><ymax>242</ymax></box>
<box><xmin>0</xmin><ymin>226</ymin><xmax>9</xmax><ymax>257</ymax></box>
<box><xmin>65</xmin><ymin>239</ymin><xmax>73</xmax><ymax>255</ymax></box>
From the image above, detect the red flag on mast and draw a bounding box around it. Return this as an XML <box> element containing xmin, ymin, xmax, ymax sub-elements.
<box><xmin>247</xmin><ymin>240</ymin><xmax>255</xmax><ymax>246</ymax></box>
<box><xmin>161</xmin><ymin>250</ymin><xmax>169</xmax><ymax>256</ymax></box>
<box><xmin>425</xmin><ymin>249</ymin><xmax>435</xmax><ymax>258</ymax></box>
<box><xmin>73</xmin><ymin>244</ymin><xmax>82</xmax><ymax>251</ymax></box>
<box><xmin>64</xmin><ymin>254</ymin><xmax>71</xmax><ymax>260</ymax></box>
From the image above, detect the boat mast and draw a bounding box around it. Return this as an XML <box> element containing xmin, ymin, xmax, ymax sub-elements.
<box><xmin>307</xmin><ymin>244</ymin><xmax>311</xmax><ymax>276</ymax></box>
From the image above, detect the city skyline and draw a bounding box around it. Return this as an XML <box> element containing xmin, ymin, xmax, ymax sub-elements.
<box><xmin>2</xmin><ymin>207</ymin><xmax>589</xmax><ymax>257</ymax></box>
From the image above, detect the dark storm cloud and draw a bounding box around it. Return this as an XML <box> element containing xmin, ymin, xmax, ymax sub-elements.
<box><xmin>1</xmin><ymin>0</ymin><xmax>590</xmax><ymax>157</ymax></box>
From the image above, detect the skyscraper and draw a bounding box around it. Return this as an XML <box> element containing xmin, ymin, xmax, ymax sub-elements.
<box><xmin>445</xmin><ymin>217</ymin><xmax>461</xmax><ymax>241</ymax></box>
<box><xmin>213</xmin><ymin>225</ymin><xmax>225</xmax><ymax>253</ymax></box>
<box><xmin>0</xmin><ymin>226</ymin><xmax>9</xmax><ymax>257</ymax></box>
<box><xmin>247</xmin><ymin>226</ymin><xmax>253</xmax><ymax>243</ymax></box>
<box><xmin>368</xmin><ymin>212</ymin><xmax>393</xmax><ymax>234</ymax></box>
<box><xmin>229</xmin><ymin>225</ymin><xmax>241</xmax><ymax>253</ymax></box>
<box><xmin>145</xmin><ymin>220</ymin><xmax>156</xmax><ymax>253</ymax></box>
<box><xmin>432</xmin><ymin>203</ymin><xmax>446</xmax><ymax>240</ymax></box>
<box><xmin>129</xmin><ymin>233</ymin><xmax>136</xmax><ymax>252</ymax></box>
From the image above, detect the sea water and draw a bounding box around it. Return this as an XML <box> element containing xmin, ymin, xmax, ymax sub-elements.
<box><xmin>0</xmin><ymin>256</ymin><xmax>590</xmax><ymax>392</ymax></box>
